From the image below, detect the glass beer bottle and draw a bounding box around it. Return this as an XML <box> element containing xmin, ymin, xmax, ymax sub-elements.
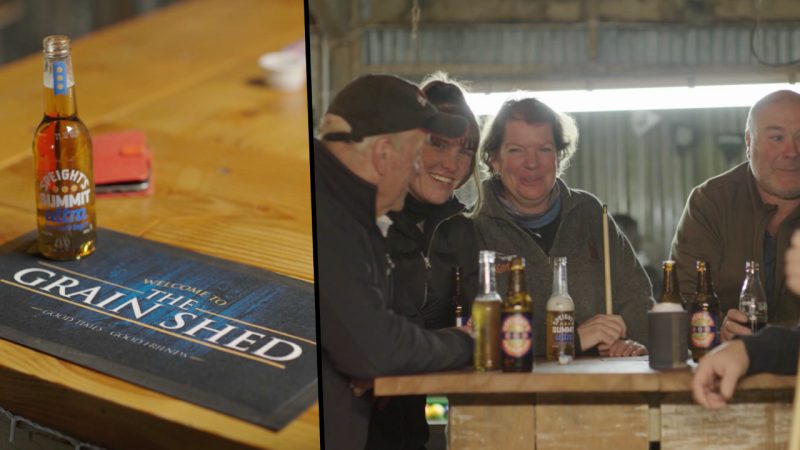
<box><xmin>33</xmin><ymin>35</ymin><xmax>96</xmax><ymax>260</ymax></box>
<box><xmin>501</xmin><ymin>256</ymin><xmax>533</xmax><ymax>372</ymax></box>
<box><xmin>659</xmin><ymin>261</ymin><xmax>683</xmax><ymax>307</ymax></box>
<box><xmin>689</xmin><ymin>260</ymin><xmax>720</xmax><ymax>362</ymax></box>
<box><xmin>738</xmin><ymin>261</ymin><xmax>768</xmax><ymax>333</ymax></box>
<box><xmin>452</xmin><ymin>266</ymin><xmax>465</xmax><ymax>327</ymax></box>
<box><xmin>546</xmin><ymin>256</ymin><xmax>575</xmax><ymax>361</ymax></box>
<box><xmin>472</xmin><ymin>250</ymin><xmax>501</xmax><ymax>372</ymax></box>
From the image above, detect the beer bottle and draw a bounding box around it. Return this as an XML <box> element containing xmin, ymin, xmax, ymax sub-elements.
<box><xmin>33</xmin><ymin>35</ymin><xmax>96</xmax><ymax>260</ymax></box>
<box><xmin>659</xmin><ymin>261</ymin><xmax>683</xmax><ymax>307</ymax></box>
<box><xmin>689</xmin><ymin>260</ymin><xmax>720</xmax><ymax>362</ymax></box>
<box><xmin>546</xmin><ymin>257</ymin><xmax>575</xmax><ymax>361</ymax></box>
<box><xmin>738</xmin><ymin>261</ymin><xmax>768</xmax><ymax>333</ymax></box>
<box><xmin>472</xmin><ymin>250</ymin><xmax>501</xmax><ymax>372</ymax></box>
<box><xmin>501</xmin><ymin>256</ymin><xmax>533</xmax><ymax>372</ymax></box>
<box><xmin>452</xmin><ymin>266</ymin><xmax>465</xmax><ymax>327</ymax></box>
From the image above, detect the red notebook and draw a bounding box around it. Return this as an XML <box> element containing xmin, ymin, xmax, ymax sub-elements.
<box><xmin>92</xmin><ymin>130</ymin><xmax>154</xmax><ymax>196</ymax></box>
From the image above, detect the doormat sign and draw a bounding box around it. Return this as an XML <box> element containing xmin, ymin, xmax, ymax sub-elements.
<box><xmin>0</xmin><ymin>228</ymin><xmax>317</xmax><ymax>431</ymax></box>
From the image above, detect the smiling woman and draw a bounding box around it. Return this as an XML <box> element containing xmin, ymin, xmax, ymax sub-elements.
<box><xmin>473</xmin><ymin>97</ymin><xmax>654</xmax><ymax>360</ymax></box>
<box><xmin>367</xmin><ymin>73</ymin><xmax>482</xmax><ymax>449</ymax></box>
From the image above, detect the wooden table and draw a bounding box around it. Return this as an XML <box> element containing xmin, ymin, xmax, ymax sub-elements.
<box><xmin>376</xmin><ymin>357</ymin><xmax>796</xmax><ymax>450</ymax></box>
<box><xmin>0</xmin><ymin>1</ymin><xmax>316</xmax><ymax>449</ymax></box>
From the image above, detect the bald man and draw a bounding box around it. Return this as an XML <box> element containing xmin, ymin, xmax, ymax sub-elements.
<box><xmin>671</xmin><ymin>90</ymin><xmax>800</xmax><ymax>342</ymax></box>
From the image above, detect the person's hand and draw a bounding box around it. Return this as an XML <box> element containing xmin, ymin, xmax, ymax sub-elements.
<box><xmin>786</xmin><ymin>230</ymin><xmax>800</xmax><ymax>295</ymax></box>
<box><xmin>577</xmin><ymin>314</ymin><xmax>627</xmax><ymax>351</ymax></box>
<box><xmin>721</xmin><ymin>309</ymin><xmax>751</xmax><ymax>342</ymax></box>
<box><xmin>599</xmin><ymin>339</ymin><xmax>648</xmax><ymax>357</ymax></box>
<box><xmin>349</xmin><ymin>378</ymin><xmax>374</xmax><ymax>397</ymax></box>
<box><xmin>456</xmin><ymin>323</ymin><xmax>473</xmax><ymax>336</ymax></box>
<box><xmin>691</xmin><ymin>340</ymin><xmax>750</xmax><ymax>410</ymax></box>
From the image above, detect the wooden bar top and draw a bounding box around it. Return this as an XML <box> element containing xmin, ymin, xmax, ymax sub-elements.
<box><xmin>0</xmin><ymin>1</ymin><xmax>316</xmax><ymax>449</ymax></box>
<box><xmin>375</xmin><ymin>357</ymin><xmax>796</xmax><ymax>396</ymax></box>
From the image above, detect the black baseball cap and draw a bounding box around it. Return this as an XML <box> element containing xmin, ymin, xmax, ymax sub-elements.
<box><xmin>321</xmin><ymin>74</ymin><xmax>468</xmax><ymax>142</ymax></box>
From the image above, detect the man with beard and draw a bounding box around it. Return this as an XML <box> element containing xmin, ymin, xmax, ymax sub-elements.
<box><xmin>671</xmin><ymin>90</ymin><xmax>800</xmax><ymax>341</ymax></box>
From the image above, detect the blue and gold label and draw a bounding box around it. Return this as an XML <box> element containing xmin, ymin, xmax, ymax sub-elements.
<box><xmin>53</xmin><ymin>61</ymin><xmax>68</xmax><ymax>95</ymax></box>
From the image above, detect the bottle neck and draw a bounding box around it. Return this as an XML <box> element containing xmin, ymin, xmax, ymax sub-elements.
<box><xmin>659</xmin><ymin>264</ymin><xmax>682</xmax><ymax>304</ymax></box>
<box><xmin>508</xmin><ymin>267</ymin><xmax>526</xmax><ymax>295</ymax></box>
<box><xmin>748</xmin><ymin>266</ymin><xmax>760</xmax><ymax>281</ymax></box>
<box><xmin>43</xmin><ymin>54</ymin><xmax>78</xmax><ymax>118</ymax></box>
<box><xmin>552</xmin><ymin>260</ymin><xmax>569</xmax><ymax>296</ymax></box>
<box><xmin>662</xmin><ymin>268</ymin><xmax>674</xmax><ymax>294</ymax></box>
<box><xmin>696</xmin><ymin>269</ymin><xmax>710</xmax><ymax>295</ymax></box>
<box><xmin>452</xmin><ymin>267</ymin><xmax>463</xmax><ymax>301</ymax></box>
<box><xmin>743</xmin><ymin>269</ymin><xmax>755</xmax><ymax>287</ymax></box>
<box><xmin>478</xmin><ymin>260</ymin><xmax>498</xmax><ymax>296</ymax></box>
<box><xmin>742</xmin><ymin>265</ymin><xmax>766</xmax><ymax>296</ymax></box>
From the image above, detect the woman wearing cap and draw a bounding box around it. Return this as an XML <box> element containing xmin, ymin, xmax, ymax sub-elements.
<box><xmin>473</xmin><ymin>97</ymin><xmax>653</xmax><ymax>358</ymax></box>
<box><xmin>365</xmin><ymin>73</ymin><xmax>480</xmax><ymax>450</ymax></box>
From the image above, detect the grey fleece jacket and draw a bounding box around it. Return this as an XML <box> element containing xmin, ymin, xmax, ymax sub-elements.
<box><xmin>473</xmin><ymin>177</ymin><xmax>655</xmax><ymax>356</ymax></box>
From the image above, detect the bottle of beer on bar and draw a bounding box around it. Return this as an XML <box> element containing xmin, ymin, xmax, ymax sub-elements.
<box><xmin>472</xmin><ymin>250</ymin><xmax>501</xmax><ymax>372</ymax></box>
<box><xmin>659</xmin><ymin>261</ymin><xmax>683</xmax><ymax>308</ymax></box>
<box><xmin>546</xmin><ymin>257</ymin><xmax>575</xmax><ymax>361</ymax></box>
<box><xmin>452</xmin><ymin>266</ymin><xmax>465</xmax><ymax>327</ymax></box>
<box><xmin>32</xmin><ymin>35</ymin><xmax>96</xmax><ymax>260</ymax></box>
<box><xmin>689</xmin><ymin>260</ymin><xmax>720</xmax><ymax>362</ymax></box>
<box><xmin>738</xmin><ymin>261</ymin><xmax>768</xmax><ymax>333</ymax></box>
<box><xmin>501</xmin><ymin>256</ymin><xmax>533</xmax><ymax>372</ymax></box>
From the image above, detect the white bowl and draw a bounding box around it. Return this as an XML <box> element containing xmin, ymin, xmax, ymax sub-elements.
<box><xmin>258</xmin><ymin>51</ymin><xmax>306</xmax><ymax>92</ymax></box>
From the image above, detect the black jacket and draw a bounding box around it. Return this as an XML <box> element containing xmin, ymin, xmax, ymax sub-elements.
<box><xmin>314</xmin><ymin>140</ymin><xmax>473</xmax><ymax>450</ymax></box>
<box><xmin>366</xmin><ymin>196</ymin><xmax>479</xmax><ymax>449</ymax></box>
<box><xmin>386</xmin><ymin>196</ymin><xmax>479</xmax><ymax>329</ymax></box>
<box><xmin>742</xmin><ymin>325</ymin><xmax>800</xmax><ymax>375</ymax></box>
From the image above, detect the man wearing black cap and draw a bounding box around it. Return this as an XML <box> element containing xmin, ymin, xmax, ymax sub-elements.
<box><xmin>314</xmin><ymin>74</ymin><xmax>474</xmax><ymax>449</ymax></box>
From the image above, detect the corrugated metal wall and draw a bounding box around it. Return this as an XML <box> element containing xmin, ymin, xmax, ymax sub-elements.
<box><xmin>563</xmin><ymin>108</ymin><xmax>748</xmax><ymax>266</ymax></box>
<box><xmin>360</xmin><ymin>23</ymin><xmax>800</xmax><ymax>67</ymax></box>
<box><xmin>310</xmin><ymin>20</ymin><xmax>798</xmax><ymax>267</ymax></box>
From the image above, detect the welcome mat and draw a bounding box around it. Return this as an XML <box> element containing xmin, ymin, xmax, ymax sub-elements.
<box><xmin>0</xmin><ymin>228</ymin><xmax>317</xmax><ymax>431</ymax></box>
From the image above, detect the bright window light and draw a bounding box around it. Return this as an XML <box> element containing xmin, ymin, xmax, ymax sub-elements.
<box><xmin>465</xmin><ymin>83</ymin><xmax>800</xmax><ymax>115</ymax></box>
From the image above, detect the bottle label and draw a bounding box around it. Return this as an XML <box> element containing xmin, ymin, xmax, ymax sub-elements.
<box><xmin>52</xmin><ymin>61</ymin><xmax>71</xmax><ymax>95</ymax></box>
<box><xmin>38</xmin><ymin>169</ymin><xmax>92</xmax><ymax>231</ymax></box>
<box><xmin>501</xmin><ymin>313</ymin><xmax>532</xmax><ymax>357</ymax></box>
<box><xmin>551</xmin><ymin>312</ymin><xmax>574</xmax><ymax>343</ymax></box>
<box><xmin>690</xmin><ymin>311</ymin><xmax>717</xmax><ymax>348</ymax></box>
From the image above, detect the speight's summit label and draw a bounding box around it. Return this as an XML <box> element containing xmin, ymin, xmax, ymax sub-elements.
<box><xmin>550</xmin><ymin>312</ymin><xmax>574</xmax><ymax>344</ymax></box>
<box><xmin>39</xmin><ymin>169</ymin><xmax>92</xmax><ymax>227</ymax></box>
<box><xmin>0</xmin><ymin>228</ymin><xmax>317</xmax><ymax>430</ymax></box>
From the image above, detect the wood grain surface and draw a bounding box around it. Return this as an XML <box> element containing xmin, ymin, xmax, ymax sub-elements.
<box><xmin>660</xmin><ymin>392</ymin><xmax>793</xmax><ymax>450</ymax></box>
<box><xmin>376</xmin><ymin>358</ymin><xmax>795</xmax><ymax>450</ymax></box>
<box><xmin>375</xmin><ymin>357</ymin><xmax>796</xmax><ymax>396</ymax></box>
<box><xmin>0</xmin><ymin>0</ymin><xmax>317</xmax><ymax>449</ymax></box>
<box><xmin>448</xmin><ymin>394</ymin><xmax>536</xmax><ymax>450</ymax></box>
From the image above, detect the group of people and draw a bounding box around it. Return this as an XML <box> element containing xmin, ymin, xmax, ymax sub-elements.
<box><xmin>313</xmin><ymin>71</ymin><xmax>800</xmax><ymax>449</ymax></box>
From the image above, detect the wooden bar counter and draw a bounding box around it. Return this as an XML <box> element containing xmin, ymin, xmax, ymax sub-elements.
<box><xmin>375</xmin><ymin>357</ymin><xmax>796</xmax><ymax>450</ymax></box>
<box><xmin>0</xmin><ymin>0</ymin><xmax>316</xmax><ymax>449</ymax></box>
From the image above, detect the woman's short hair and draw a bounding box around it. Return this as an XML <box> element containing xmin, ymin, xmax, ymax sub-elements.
<box><xmin>479</xmin><ymin>97</ymin><xmax>578</xmax><ymax>177</ymax></box>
